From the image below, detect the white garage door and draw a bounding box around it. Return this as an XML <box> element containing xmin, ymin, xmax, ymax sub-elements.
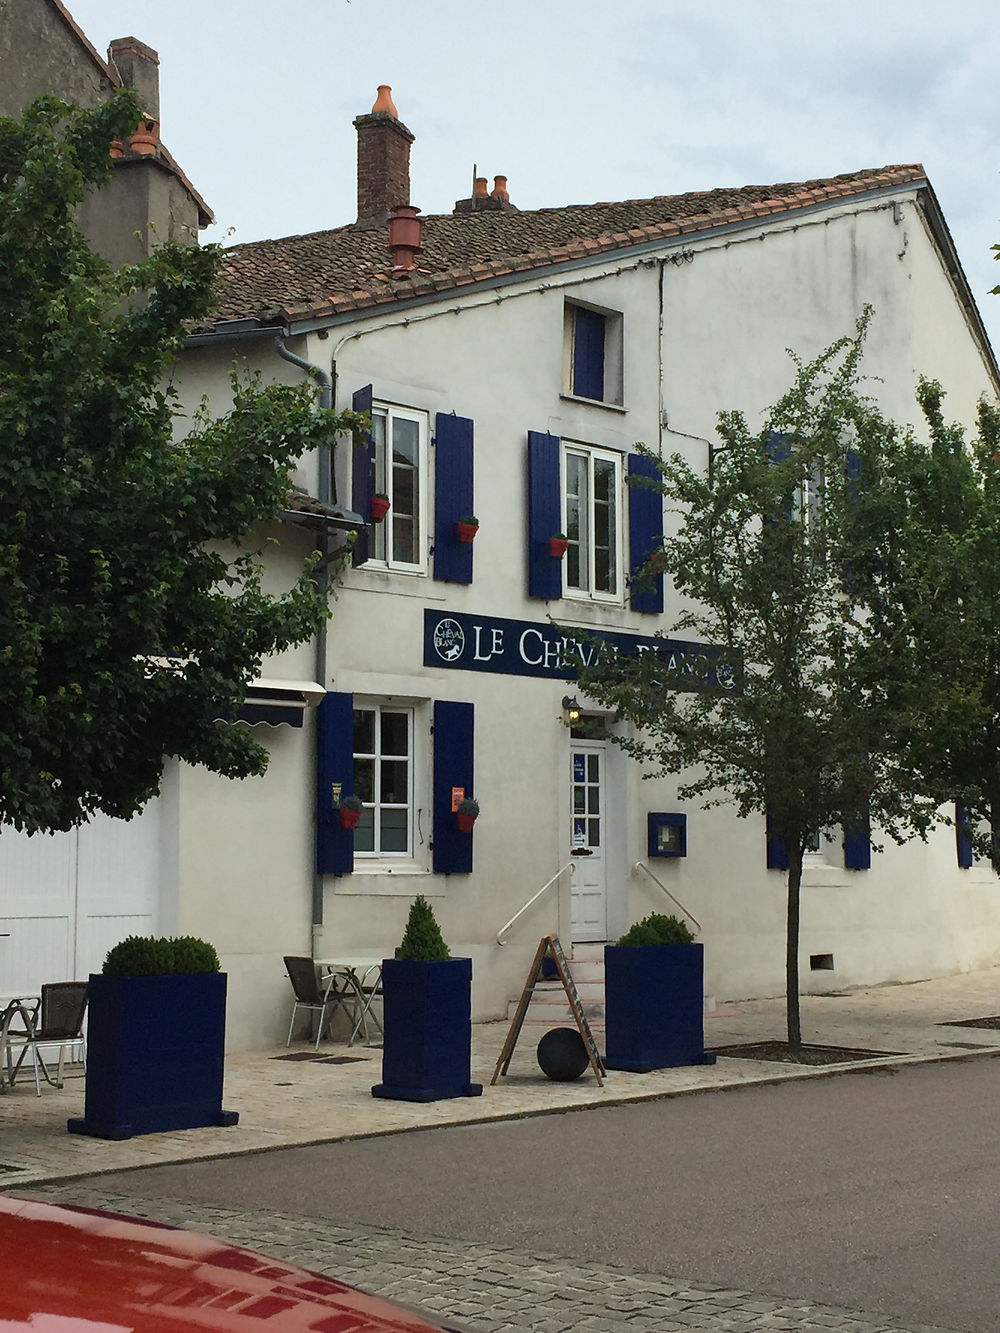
<box><xmin>0</xmin><ymin>800</ymin><xmax>163</xmax><ymax>994</ymax></box>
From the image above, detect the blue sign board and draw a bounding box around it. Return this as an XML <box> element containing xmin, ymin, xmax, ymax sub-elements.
<box><xmin>423</xmin><ymin>610</ymin><xmax>739</xmax><ymax>692</ymax></box>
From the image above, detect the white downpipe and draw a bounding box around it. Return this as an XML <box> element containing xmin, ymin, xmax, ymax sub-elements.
<box><xmin>496</xmin><ymin>863</ymin><xmax>574</xmax><ymax>946</ymax></box>
<box><xmin>633</xmin><ymin>861</ymin><xmax>702</xmax><ymax>932</ymax></box>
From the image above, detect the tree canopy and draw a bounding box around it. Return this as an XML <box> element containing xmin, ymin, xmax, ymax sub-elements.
<box><xmin>574</xmin><ymin>314</ymin><xmax>944</xmax><ymax>1045</ymax></box>
<box><xmin>0</xmin><ymin>91</ymin><xmax>364</xmax><ymax>834</ymax></box>
<box><xmin>850</xmin><ymin>379</ymin><xmax>1000</xmax><ymax>864</ymax></box>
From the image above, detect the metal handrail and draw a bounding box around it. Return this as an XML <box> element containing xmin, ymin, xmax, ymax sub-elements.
<box><xmin>496</xmin><ymin>862</ymin><xmax>574</xmax><ymax>946</ymax></box>
<box><xmin>633</xmin><ymin>861</ymin><xmax>702</xmax><ymax>931</ymax></box>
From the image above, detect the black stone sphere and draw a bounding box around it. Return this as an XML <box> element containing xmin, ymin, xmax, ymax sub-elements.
<box><xmin>537</xmin><ymin>1027</ymin><xmax>589</xmax><ymax>1081</ymax></box>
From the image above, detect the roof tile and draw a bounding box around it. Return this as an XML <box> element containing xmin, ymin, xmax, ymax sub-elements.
<box><xmin>208</xmin><ymin>165</ymin><xmax>926</xmax><ymax>326</ymax></box>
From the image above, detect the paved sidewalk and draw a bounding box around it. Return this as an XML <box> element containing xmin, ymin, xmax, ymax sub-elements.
<box><xmin>3</xmin><ymin>965</ymin><xmax>1000</xmax><ymax>1189</ymax></box>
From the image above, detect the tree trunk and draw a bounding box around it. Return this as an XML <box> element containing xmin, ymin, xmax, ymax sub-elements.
<box><xmin>785</xmin><ymin>844</ymin><xmax>803</xmax><ymax>1049</ymax></box>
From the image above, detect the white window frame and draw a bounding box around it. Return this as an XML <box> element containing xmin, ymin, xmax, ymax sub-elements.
<box><xmin>351</xmin><ymin>701</ymin><xmax>425</xmax><ymax>864</ymax></box>
<box><xmin>562</xmin><ymin>442</ymin><xmax>624</xmax><ymax>604</ymax></box>
<box><xmin>368</xmin><ymin>404</ymin><xmax>428</xmax><ymax>574</ymax></box>
<box><xmin>795</xmin><ymin>459</ymin><xmax>825</xmax><ymax>531</ymax></box>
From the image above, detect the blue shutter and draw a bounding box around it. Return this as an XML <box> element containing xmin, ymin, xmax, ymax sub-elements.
<box><xmin>528</xmin><ymin>431</ymin><xmax>562</xmax><ymax>600</ymax></box>
<box><xmin>764</xmin><ymin>431</ymin><xmax>792</xmax><ymax>526</ymax></box>
<box><xmin>846</xmin><ymin>446</ymin><xmax>863</xmax><ymax>498</ymax></box>
<box><xmin>766</xmin><ymin>811</ymin><xmax>790</xmax><ymax>871</ymax></box>
<box><xmin>434</xmin><ymin>412</ymin><xmax>475</xmax><ymax>584</ymax></box>
<box><xmin>956</xmin><ymin>803</ymin><xmax>973</xmax><ymax>869</ymax></box>
<box><xmin>628</xmin><ymin>452</ymin><xmax>664</xmax><ymax>614</ymax></box>
<box><xmin>843</xmin><ymin>805</ymin><xmax>871</xmax><ymax>871</ymax></box>
<box><xmin>433</xmin><ymin>701</ymin><xmax>474</xmax><ymax>874</ymax></box>
<box><xmin>351</xmin><ymin>385</ymin><xmax>374</xmax><ymax>566</ymax></box>
<box><xmin>573</xmin><ymin>307</ymin><xmax>605</xmax><ymax>400</ymax></box>
<box><xmin>316</xmin><ymin>692</ymin><xmax>355</xmax><ymax>875</ymax></box>
<box><xmin>765</xmin><ymin>430</ymin><xmax>790</xmax><ymax>463</ymax></box>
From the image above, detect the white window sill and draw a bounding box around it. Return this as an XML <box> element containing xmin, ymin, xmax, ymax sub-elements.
<box><xmin>560</xmin><ymin>393</ymin><xmax>627</xmax><ymax>414</ymax></box>
<box><xmin>563</xmin><ymin>591</ymin><xmax>625</xmax><ymax>610</ymax></box>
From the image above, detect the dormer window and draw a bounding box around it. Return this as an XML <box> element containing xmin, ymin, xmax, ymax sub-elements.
<box><xmin>563</xmin><ymin>301</ymin><xmax>624</xmax><ymax>407</ymax></box>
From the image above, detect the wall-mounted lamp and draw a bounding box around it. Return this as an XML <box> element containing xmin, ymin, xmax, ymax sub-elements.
<box><xmin>562</xmin><ymin>695</ymin><xmax>582</xmax><ymax>723</ymax></box>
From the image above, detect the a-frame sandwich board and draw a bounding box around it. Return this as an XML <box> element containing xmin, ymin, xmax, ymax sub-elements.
<box><xmin>491</xmin><ymin>935</ymin><xmax>605</xmax><ymax>1086</ymax></box>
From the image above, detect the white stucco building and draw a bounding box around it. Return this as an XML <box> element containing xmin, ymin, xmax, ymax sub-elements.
<box><xmin>4</xmin><ymin>64</ymin><xmax>1000</xmax><ymax>1049</ymax></box>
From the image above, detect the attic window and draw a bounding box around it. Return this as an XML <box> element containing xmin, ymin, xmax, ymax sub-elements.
<box><xmin>563</xmin><ymin>301</ymin><xmax>624</xmax><ymax>407</ymax></box>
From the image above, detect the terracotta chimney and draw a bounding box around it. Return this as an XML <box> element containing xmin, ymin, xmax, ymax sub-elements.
<box><xmin>354</xmin><ymin>85</ymin><xmax>414</xmax><ymax>229</ymax></box>
<box><xmin>389</xmin><ymin>204</ymin><xmax>423</xmax><ymax>274</ymax></box>
<box><xmin>491</xmin><ymin>175</ymin><xmax>509</xmax><ymax>202</ymax></box>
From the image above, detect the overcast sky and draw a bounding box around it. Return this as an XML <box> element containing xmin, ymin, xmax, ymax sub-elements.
<box><xmin>66</xmin><ymin>0</ymin><xmax>1000</xmax><ymax>355</ymax></box>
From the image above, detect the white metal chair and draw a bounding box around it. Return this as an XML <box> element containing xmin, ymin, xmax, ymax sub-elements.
<box><xmin>7</xmin><ymin>981</ymin><xmax>88</xmax><ymax>1095</ymax></box>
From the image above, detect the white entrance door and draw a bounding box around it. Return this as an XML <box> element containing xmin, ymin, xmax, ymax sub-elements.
<box><xmin>0</xmin><ymin>802</ymin><xmax>162</xmax><ymax>993</ymax></box>
<box><xmin>570</xmin><ymin>741</ymin><xmax>607</xmax><ymax>942</ymax></box>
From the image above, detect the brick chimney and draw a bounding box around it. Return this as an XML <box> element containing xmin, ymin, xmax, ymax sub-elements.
<box><xmin>354</xmin><ymin>85</ymin><xmax>414</xmax><ymax>229</ymax></box>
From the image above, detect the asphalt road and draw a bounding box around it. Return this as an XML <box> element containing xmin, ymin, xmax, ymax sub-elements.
<box><xmin>59</xmin><ymin>1056</ymin><xmax>1000</xmax><ymax>1332</ymax></box>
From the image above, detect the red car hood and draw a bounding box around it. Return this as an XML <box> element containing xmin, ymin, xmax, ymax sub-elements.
<box><xmin>0</xmin><ymin>1195</ymin><xmax>447</xmax><ymax>1333</ymax></box>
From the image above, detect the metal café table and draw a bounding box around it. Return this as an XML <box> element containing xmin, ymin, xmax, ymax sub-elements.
<box><xmin>314</xmin><ymin>957</ymin><xmax>384</xmax><ymax>1046</ymax></box>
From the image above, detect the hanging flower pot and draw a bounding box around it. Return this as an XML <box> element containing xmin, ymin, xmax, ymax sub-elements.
<box><xmin>456</xmin><ymin>516</ymin><xmax>479</xmax><ymax>544</ymax></box>
<box><xmin>339</xmin><ymin>794</ymin><xmax>363</xmax><ymax>829</ymax></box>
<box><xmin>549</xmin><ymin>533</ymin><xmax>568</xmax><ymax>558</ymax></box>
<box><xmin>370</xmin><ymin>493</ymin><xmax>390</xmax><ymax>522</ymax></box>
<box><xmin>456</xmin><ymin>797</ymin><xmax>479</xmax><ymax>832</ymax></box>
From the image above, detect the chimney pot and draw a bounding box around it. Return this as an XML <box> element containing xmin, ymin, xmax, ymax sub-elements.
<box><xmin>129</xmin><ymin>118</ymin><xmax>159</xmax><ymax>155</ymax></box>
<box><xmin>389</xmin><ymin>204</ymin><xmax>423</xmax><ymax>274</ymax></box>
<box><xmin>473</xmin><ymin>177</ymin><xmax>488</xmax><ymax>198</ymax></box>
<box><xmin>491</xmin><ymin>175</ymin><xmax>509</xmax><ymax>202</ymax></box>
<box><xmin>371</xmin><ymin>84</ymin><xmax>399</xmax><ymax>117</ymax></box>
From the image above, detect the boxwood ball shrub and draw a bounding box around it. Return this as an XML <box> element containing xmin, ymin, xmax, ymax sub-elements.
<box><xmin>616</xmin><ymin>913</ymin><xmax>695</xmax><ymax>947</ymax></box>
<box><xmin>103</xmin><ymin>935</ymin><xmax>221</xmax><ymax>976</ymax></box>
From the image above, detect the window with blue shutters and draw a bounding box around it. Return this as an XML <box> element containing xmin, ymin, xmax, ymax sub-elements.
<box><xmin>564</xmin><ymin>443</ymin><xmax>622</xmax><ymax>602</ymax></box>
<box><xmin>316</xmin><ymin>694</ymin><xmax>474</xmax><ymax>876</ymax></box>
<box><xmin>351</xmin><ymin>387</ymin><xmax>428</xmax><ymax>573</ymax></box>
<box><xmin>563</xmin><ymin>301</ymin><xmax>623</xmax><ymax>406</ymax></box>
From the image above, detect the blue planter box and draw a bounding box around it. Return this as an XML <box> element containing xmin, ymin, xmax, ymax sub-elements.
<box><xmin>372</xmin><ymin>958</ymin><xmax>483</xmax><ymax>1102</ymax></box>
<box><xmin>67</xmin><ymin>973</ymin><xmax>238</xmax><ymax>1140</ymax></box>
<box><xmin>603</xmin><ymin>943</ymin><xmax>716</xmax><ymax>1072</ymax></box>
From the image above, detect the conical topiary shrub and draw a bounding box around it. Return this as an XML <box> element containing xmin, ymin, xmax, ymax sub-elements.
<box><xmin>396</xmin><ymin>894</ymin><xmax>451</xmax><ymax>961</ymax></box>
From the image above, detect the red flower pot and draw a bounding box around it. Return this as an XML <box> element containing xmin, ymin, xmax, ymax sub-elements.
<box><xmin>339</xmin><ymin>807</ymin><xmax>362</xmax><ymax>830</ymax></box>
<box><xmin>456</xmin><ymin>522</ymin><xmax>479</xmax><ymax>544</ymax></box>
<box><xmin>456</xmin><ymin>812</ymin><xmax>477</xmax><ymax>832</ymax></box>
<box><xmin>549</xmin><ymin>537</ymin><xmax>568</xmax><ymax>558</ymax></box>
<box><xmin>370</xmin><ymin>496</ymin><xmax>390</xmax><ymax>522</ymax></box>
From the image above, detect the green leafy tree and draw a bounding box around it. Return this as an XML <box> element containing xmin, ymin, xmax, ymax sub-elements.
<box><xmin>0</xmin><ymin>92</ymin><xmax>365</xmax><ymax>834</ymax></box>
<box><xmin>852</xmin><ymin>380</ymin><xmax>1000</xmax><ymax>863</ymax></box>
<box><xmin>575</xmin><ymin>315</ymin><xmax>938</xmax><ymax>1048</ymax></box>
